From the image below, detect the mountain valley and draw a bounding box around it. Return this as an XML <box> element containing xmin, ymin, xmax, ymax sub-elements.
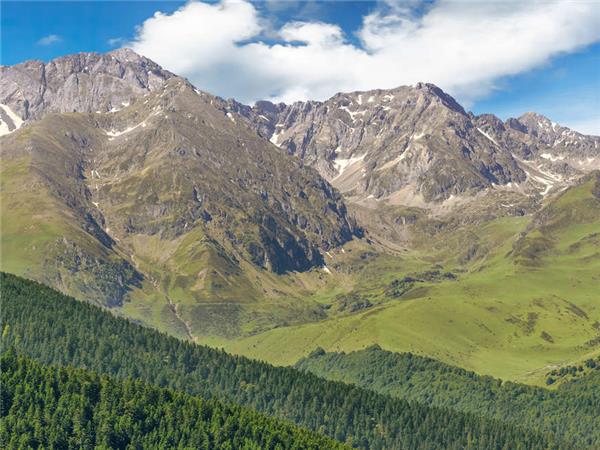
<box><xmin>1</xmin><ymin>49</ymin><xmax>599</xmax><ymax>387</ymax></box>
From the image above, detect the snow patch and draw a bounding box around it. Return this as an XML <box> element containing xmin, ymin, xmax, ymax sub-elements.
<box><xmin>357</xmin><ymin>94</ymin><xmax>363</xmax><ymax>105</ymax></box>
<box><xmin>270</xmin><ymin>130</ymin><xmax>283</xmax><ymax>146</ymax></box>
<box><xmin>0</xmin><ymin>104</ymin><xmax>24</xmax><ymax>136</ymax></box>
<box><xmin>532</xmin><ymin>175</ymin><xmax>554</xmax><ymax>195</ymax></box>
<box><xmin>518</xmin><ymin>156</ymin><xmax>564</xmax><ymax>196</ymax></box>
<box><xmin>476</xmin><ymin>127</ymin><xmax>500</xmax><ymax>147</ymax></box>
<box><xmin>367</xmin><ymin>95</ymin><xmax>375</xmax><ymax>103</ymax></box>
<box><xmin>540</xmin><ymin>153</ymin><xmax>564</xmax><ymax>162</ymax></box>
<box><xmin>333</xmin><ymin>153</ymin><xmax>365</xmax><ymax>176</ymax></box>
<box><xmin>226</xmin><ymin>112</ymin><xmax>236</xmax><ymax>123</ymax></box>
<box><xmin>444</xmin><ymin>194</ymin><xmax>456</xmax><ymax>203</ymax></box>
<box><xmin>322</xmin><ymin>266</ymin><xmax>332</xmax><ymax>274</ymax></box>
<box><xmin>105</xmin><ymin>120</ymin><xmax>147</xmax><ymax>138</ymax></box>
<box><xmin>378</xmin><ymin>151</ymin><xmax>408</xmax><ymax>171</ymax></box>
<box><xmin>339</xmin><ymin>106</ymin><xmax>366</xmax><ymax>121</ymax></box>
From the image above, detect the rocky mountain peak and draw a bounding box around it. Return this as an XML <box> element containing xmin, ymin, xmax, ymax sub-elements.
<box><xmin>0</xmin><ymin>48</ymin><xmax>174</xmax><ymax>123</ymax></box>
<box><xmin>4</xmin><ymin>48</ymin><xmax>599</xmax><ymax>212</ymax></box>
<box><xmin>517</xmin><ymin>112</ymin><xmax>583</xmax><ymax>145</ymax></box>
<box><xmin>518</xmin><ymin>112</ymin><xmax>559</xmax><ymax>138</ymax></box>
<box><xmin>516</xmin><ymin>112</ymin><xmax>600</xmax><ymax>159</ymax></box>
<box><xmin>2</xmin><ymin>57</ymin><xmax>361</xmax><ymax>279</ymax></box>
<box><xmin>414</xmin><ymin>82</ymin><xmax>467</xmax><ymax>116</ymax></box>
<box><xmin>229</xmin><ymin>83</ymin><xmax>529</xmax><ymax>202</ymax></box>
<box><xmin>106</xmin><ymin>47</ymin><xmax>147</xmax><ymax>62</ymax></box>
<box><xmin>226</xmin><ymin>81</ymin><xmax>600</xmax><ymax>203</ymax></box>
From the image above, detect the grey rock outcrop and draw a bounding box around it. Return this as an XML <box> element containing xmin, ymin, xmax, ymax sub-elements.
<box><xmin>0</xmin><ymin>48</ymin><xmax>174</xmax><ymax>121</ymax></box>
<box><xmin>232</xmin><ymin>84</ymin><xmax>599</xmax><ymax>203</ymax></box>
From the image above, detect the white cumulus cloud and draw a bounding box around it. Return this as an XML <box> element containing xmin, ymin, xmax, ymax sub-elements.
<box><xmin>129</xmin><ymin>0</ymin><xmax>600</xmax><ymax>106</ymax></box>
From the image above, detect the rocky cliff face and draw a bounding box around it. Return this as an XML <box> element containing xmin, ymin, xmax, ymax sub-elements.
<box><xmin>0</xmin><ymin>48</ymin><xmax>174</xmax><ymax>122</ymax></box>
<box><xmin>233</xmin><ymin>84</ymin><xmax>599</xmax><ymax>204</ymax></box>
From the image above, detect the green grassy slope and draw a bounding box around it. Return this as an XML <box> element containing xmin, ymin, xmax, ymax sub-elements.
<box><xmin>0</xmin><ymin>135</ymin><xmax>346</xmax><ymax>342</ymax></box>
<box><xmin>2</xmin><ymin>112</ymin><xmax>599</xmax><ymax>386</ymax></box>
<box><xmin>220</xmin><ymin>174</ymin><xmax>600</xmax><ymax>384</ymax></box>
<box><xmin>0</xmin><ymin>84</ymin><xmax>361</xmax><ymax>342</ymax></box>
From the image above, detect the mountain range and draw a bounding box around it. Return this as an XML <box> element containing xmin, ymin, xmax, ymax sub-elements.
<box><xmin>230</xmin><ymin>83</ymin><xmax>599</xmax><ymax>203</ymax></box>
<box><xmin>1</xmin><ymin>49</ymin><xmax>599</xmax><ymax>386</ymax></box>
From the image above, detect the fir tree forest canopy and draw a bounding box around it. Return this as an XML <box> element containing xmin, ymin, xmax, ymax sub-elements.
<box><xmin>0</xmin><ymin>351</ymin><xmax>348</xmax><ymax>450</ymax></box>
<box><xmin>0</xmin><ymin>272</ymin><xmax>588</xmax><ymax>449</ymax></box>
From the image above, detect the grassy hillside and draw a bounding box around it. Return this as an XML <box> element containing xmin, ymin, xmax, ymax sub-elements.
<box><xmin>0</xmin><ymin>126</ymin><xmax>144</xmax><ymax>308</ymax></box>
<box><xmin>0</xmin><ymin>84</ymin><xmax>360</xmax><ymax>342</ymax></box>
<box><xmin>1</xmin><ymin>273</ymin><xmax>564</xmax><ymax>450</ymax></box>
<box><xmin>220</xmin><ymin>174</ymin><xmax>600</xmax><ymax>384</ymax></box>
<box><xmin>1</xmin><ymin>351</ymin><xmax>348</xmax><ymax>450</ymax></box>
<box><xmin>296</xmin><ymin>345</ymin><xmax>600</xmax><ymax>447</ymax></box>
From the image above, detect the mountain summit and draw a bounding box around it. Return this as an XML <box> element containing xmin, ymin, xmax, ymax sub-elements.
<box><xmin>0</xmin><ymin>48</ymin><xmax>174</xmax><ymax>122</ymax></box>
<box><xmin>231</xmin><ymin>84</ymin><xmax>599</xmax><ymax>204</ymax></box>
<box><xmin>1</xmin><ymin>50</ymin><xmax>360</xmax><ymax>338</ymax></box>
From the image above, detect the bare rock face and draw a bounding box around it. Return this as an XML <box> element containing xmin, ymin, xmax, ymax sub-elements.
<box><xmin>234</xmin><ymin>83</ymin><xmax>525</xmax><ymax>203</ymax></box>
<box><xmin>0</xmin><ymin>48</ymin><xmax>174</xmax><ymax>121</ymax></box>
<box><xmin>515</xmin><ymin>112</ymin><xmax>600</xmax><ymax>163</ymax></box>
<box><xmin>233</xmin><ymin>84</ymin><xmax>599</xmax><ymax>203</ymax></box>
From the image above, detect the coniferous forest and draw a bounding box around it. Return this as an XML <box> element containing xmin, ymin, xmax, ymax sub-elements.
<box><xmin>296</xmin><ymin>345</ymin><xmax>600</xmax><ymax>447</ymax></box>
<box><xmin>0</xmin><ymin>351</ymin><xmax>347</xmax><ymax>449</ymax></box>
<box><xmin>0</xmin><ymin>272</ymin><xmax>581</xmax><ymax>449</ymax></box>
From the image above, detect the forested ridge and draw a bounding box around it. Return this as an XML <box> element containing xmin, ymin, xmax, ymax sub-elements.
<box><xmin>296</xmin><ymin>346</ymin><xmax>600</xmax><ymax>448</ymax></box>
<box><xmin>0</xmin><ymin>351</ymin><xmax>349</xmax><ymax>449</ymax></box>
<box><xmin>1</xmin><ymin>273</ymin><xmax>568</xmax><ymax>449</ymax></box>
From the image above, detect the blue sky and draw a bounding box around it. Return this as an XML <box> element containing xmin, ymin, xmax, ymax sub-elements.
<box><xmin>2</xmin><ymin>1</ymin><xmax>599</xmax><ymax>134</ymax></box>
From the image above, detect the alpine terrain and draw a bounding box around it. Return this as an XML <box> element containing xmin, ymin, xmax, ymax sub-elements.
<box><xmin>2</xmin><ymin>49</ymin><xmax>599</xmax><ymax>389</ymax></box>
